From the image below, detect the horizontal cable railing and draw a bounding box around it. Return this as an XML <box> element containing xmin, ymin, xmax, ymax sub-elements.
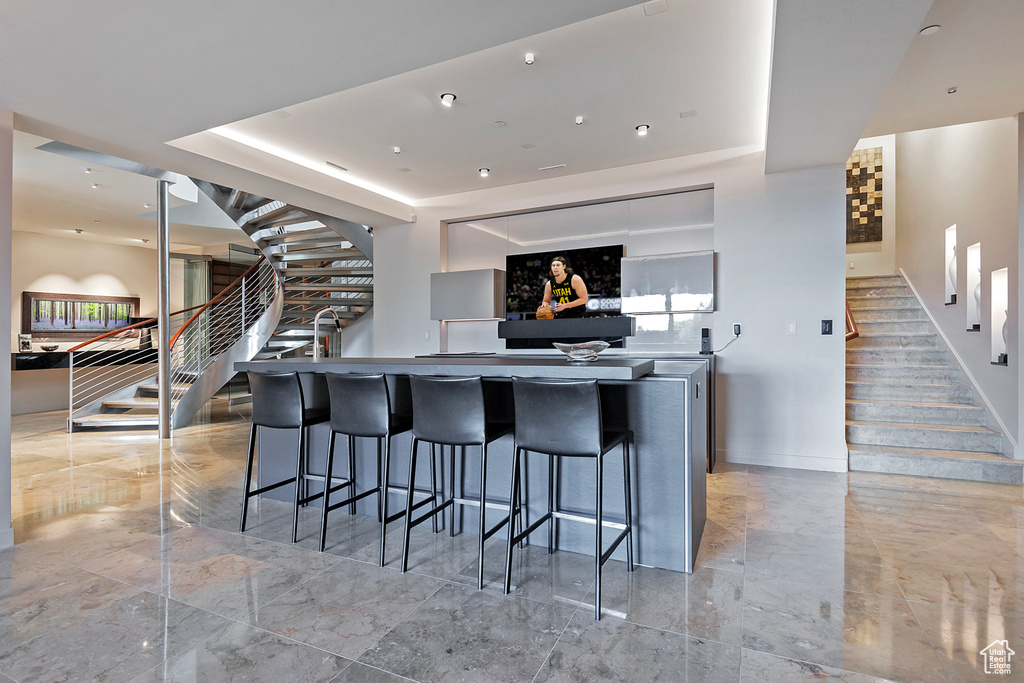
<box><xmin>69</xmin><ymin>256</ymin><xmax>279</xmax><ymax>430</ymax></box>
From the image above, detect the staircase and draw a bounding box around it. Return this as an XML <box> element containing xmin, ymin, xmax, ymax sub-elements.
<box><xmin>845</xmin><ymin>274</ymin><xmax>1022</xmax><ymax>484</ymax></box>
<box><xmin>195</xmin><ymin>183</ymin><xmax>373</xmax><ymax>359</ymax></box>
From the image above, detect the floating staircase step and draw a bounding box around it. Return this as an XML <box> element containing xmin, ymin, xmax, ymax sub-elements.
<box><xmin>847</xmin><ymin>444</ymin><xmax>1023</xmax><ymax>484</ymax></box>
<box><xmin>272</xmin><ymin>249</ymin><xmax>362</xmax><ymax>262</ymax></box>
<box><xmin>100</xmin><ymin>398</ymin><xmax>181</xmax><ymax>411</ymax></box>
<box><xmin>281</xmin><ymin>267</ymin><xmax>374</xmax><ymax>277</ymax></box>
<box><xmin>847</xmin><ymin>296</ymin><xmax>920</xmax><ymax>310</ymax></box>
<box><xmin>72</xmin><ymin>414</ymin><xmax>159</xmax><ymax>429</ymax></box>
<box><xmin>846</xmin><ymin>275</ymin><xmax>907</xmax><ymax>288</ymax></box>
<box><xmin>846</xmin><ymin>348</ymin><xmax>949</xmax><ymax>365</ymax></box>
<box><xmin>282</xmin><ymin>296</ymin><xmax>372</xmax><ymax>306</ymax></box>
<box><xmin>260</xmin><ymin>228</ymin><xmax>341</xmax><ymax>247</ymax></box>
<box><xmin>846</xmin><ymin>364</ymin><xmax>959</xmax><ymax>383</ymax></box>
<box><xmin>846</xmin><ymin>420</ymin><xmax>1002</xmax><ymax>453</ymax></box>
<box><xmin>846</xmin><ymin>399</ymin><xmax>988</xmax><ymax>426</ymax></box>
<box><xmin>278</xmin><ymin>310</ymin><xmax>358</xmax><ymax>321</ymax></box>
<box><xmin>856</xmin><ymin>320</ymin><xmax>933</xmax><ymax>335</ymax></box>
<box><xmin>852</xmin><ymin>308</ymin><xmax>926</xmax><ymax>322</ymax></box>
<box><xmin>138</xmin><ymin>384</ymin><xmax>190</xmax><ymax>397</ymax></box>
<box><xmin>275</xmin><ymin>322</ymin><xmax>355</xmax><ymax>333</ymax></box>
<box><xmin>285</xmin><ymin>283</ymin><xmax>372</xmax><ymax>293</ymax></box>
<box><xmin>845</xmin><ymin>285</ymin><xmax>911</xmax><ymax>298</ymax></box>
<box><xmin>846</xmin><ymin>380</ymin><xmax>974</xmax><ymax>404</ymax></box>
<box><xmin>846</xmin><ymin>333</ymin><xmax>938</xmax><ymax>349</ymax></box>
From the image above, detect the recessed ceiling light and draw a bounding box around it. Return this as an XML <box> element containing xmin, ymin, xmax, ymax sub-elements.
<box><xmin>678</xmin><ymin>110</ymin><xmax>698</xmax><ymax>119</ymax></box>
<box><xmin>93</xmin><ymin>220</ymin><xmax>101</xmax><ymax>224</ymax></box>
<box><xmin>91</xmin><ymin>183</ymin><xmax>99</xmax><ymax>189</ymax></box>
<box><xmin>325</xmin><ymin>161</ymin><xmax>348</xmax><ymax>172</ymax></box>
<box><xmin>521</xmin><ymin>143</ymin><xmax>537</xmax><ymax>150</ymax></box>
<box><xmin>538</xmin><ymin>164</ymin><xmax>567</xmax><ymax>171</ymax></box>
<box><xmin>144</xmin><ymin>203</ymin><xmax>151</xmax><ymax>208</ymax></box>
<box><xmin>74</xmin><ymin>229</ymin><xmax>83</xmax><ymax>234</ymax></box>
<box><xmin>84</xmin><ymin>167</ymin><xmax>92</xmax><ymax>174</ymax></box>
<box><xmin>919</xmin><ymin>25</ymin><xmax>941</xmax><ymax>36</ymax></box>
<box><xmin>393</xmin><ymin>146</ymin><xmax>401</xmax><ymax>155</ymax></box>
<box><xmin>947</xmin><ymin>86</ymin><xmax>957</xmax><ymax>94</ymax></box>
<box><xmin>493</xmin><ymin>121</ymin><xmax>507</xmax><ymax>127</ymax></box>
<box><xmin>440</xmin><ymin>93</ymin><xmax>457</xmax><ymax>107</ymax></box>
<box><xmin>636</xmin><ymin>124</ymin><xmax>650</xmax><ymax>136</ymax></box>
<box><xmin>140</xmin><ymin>239</ymin><xmax>149</xmax><ymax>244</ymax></box>
<box><xmin>575</xmin><ymin>116</ymin><xmax>584</xmax><ymax>125</ymax></box>
<box><xmin>479</xmin><ymin>168</ymin><xmax>490</xmax><ymax>177</ymax></box>
<box><xmin>524</xmin><ymin>52</ymin><xmax>535</xmax><ymax>65</ymax></box>
<box><xmin>398</xmin><ymin>167</ymin><xmax>413</xmax><ymax>173</ymax></box>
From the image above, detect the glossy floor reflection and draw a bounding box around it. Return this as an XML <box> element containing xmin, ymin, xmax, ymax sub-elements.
<box><xmin>4</xmin><ymin>406</ymin><xmax>1023</xmax><ymax>682</ymax></box>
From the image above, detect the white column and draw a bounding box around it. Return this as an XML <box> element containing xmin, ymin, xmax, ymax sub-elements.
<box><xmin>1017</xmin><ymin>113</ymin><xmax>1023</xmax><ymax>459</ymax></box>
<box><xmin>0</xmin><ymin>109</ymin><xmax>14</xmax><ymax>548</ymax></box>
<box><xmin>157</xmin><ymin>180</ymin><xmax>171</xmax><ymax>438</ymax></box>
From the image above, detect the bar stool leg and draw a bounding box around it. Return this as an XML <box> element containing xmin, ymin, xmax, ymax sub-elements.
<box><xmin>345</xmin><ymin>435</ymin><xmax>356</xmax><ymax>515</ymax></box>
<box><xmin>449</xmin><ymin>445</ymin><xmax>458</xmax><ymax>537</ymax></box>
<box><xmin>376</xmin><ymin>438</ymin><xmax>384</xmax><ymax>523</ymax></box>
<box><xmin>478</xmin><ymin>443</ymin><xmax>488</xmax><ymax>590</ymax></box>
<box><xmin>503</xmin><ymin>447</ymin><xmax>522</xmax><ymax>595</ymax></box>
<box><xmin>623</xmin><ymin>437</ymin><xmax>634</xmax><ymax>572</ymax></box>
<box><xmin>379</xmin><ymin>435</ymin><xmax>392</xmax><ymax>567</ymax></box>
<box><xmin>401</xmin><ymin>438</ymin><xmax>420</xmax><ymax>573</ymax></box>
<box><xmin>429</xmin><ymin>443</ymin><xmax>439</xmax><ymax>534</ymax></box>
<box><xmin>239</xmin><ymin>424</ymin><xmax>258</xmax><ymax>533</ymax></box>
<box><xmin>319</xmin><ymin>430</ymin><xmax>338</xmax><ymax>552</ymax></box>
<box><xmin>594</xmin><ymin>455</ymin><xmax>604</xmax><ymax>620</ymax></box>
<box><xmin>547</xmin><ymin>454</ymin><xmax>555</xmax><ymax>554</ymax></box>
<box><xmin>292</xmin><ymin>428</ymin><xmax>305</xmax><ymax>544</ymax></box>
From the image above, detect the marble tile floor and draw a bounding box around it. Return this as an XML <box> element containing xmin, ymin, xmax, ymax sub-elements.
<box><xmin>3</xmin><ymin>406</ymin><xmax>1024</xmax><ymax>682</ymax></box>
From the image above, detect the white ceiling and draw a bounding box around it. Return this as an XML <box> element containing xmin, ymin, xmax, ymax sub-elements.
<box><xmin>13</xmin><ymin>132</ymin><xmax>244</xmax><ymax>251</ymax></box>
<box><xmin>171</xmin><ymin>0</ymin><xmax>773</xmax><ymax>202</ymax></box>
<box><xmin>3</xmin><ymin>0</ymin><xmax>1024</xmax><ymax>236</ymax></box>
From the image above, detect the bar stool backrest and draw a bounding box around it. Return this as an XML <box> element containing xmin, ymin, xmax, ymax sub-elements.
<box><xmin>409</xmin><ymin>375</ymin><xmax>485</xmax><ymax>445</ymax></box>
<box><xmin>326</xmin><ymin>372</ymin><xmax>392</xmax><ymax>437</ymax></box>
<box><xmin>248</xmin><ymin>371</ymin><xmax>305</xmax><ymax>429</ymax></box>
<box><xmin>512</xmin><ymin>376</ymin><xmax>603</xmax><ymax>457</ymax></box>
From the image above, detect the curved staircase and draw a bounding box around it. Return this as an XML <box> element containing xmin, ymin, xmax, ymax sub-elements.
<box><xmin>845</xmin><ymin>274</ymin><xmax>1022</xmax><ymax>484</ymax></box>
<box><xmin>194</xmin><ymin>183</ymin><xmax>374</xmax><ymax>359</ymax></box>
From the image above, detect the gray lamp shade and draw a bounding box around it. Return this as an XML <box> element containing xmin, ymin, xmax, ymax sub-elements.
<box><xmin>430</xmin><ymin>269</ymin><xmax>505</xmax><ymax>320</ymax></box>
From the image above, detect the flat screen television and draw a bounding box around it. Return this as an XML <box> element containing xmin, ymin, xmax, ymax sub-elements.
<box><xmin>504</xmin><ymin>245</ymin><xmax>624</xmax><ymax>320</ymax></box>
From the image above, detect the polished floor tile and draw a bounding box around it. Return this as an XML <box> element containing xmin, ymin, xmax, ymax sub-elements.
<box><xmin>5</xmin><ymin>408</ymin><xmax>1024</xmax><ymax>682</ymax></box>
<box><xmin>536</xmin><ymin>610</ymin><xmax>741</xmax><ymax>682</ymax></box>
<box><xmin>357</xmin><ymin>582</ymin><xmax>574</xmax><ymax>683</ymax></box>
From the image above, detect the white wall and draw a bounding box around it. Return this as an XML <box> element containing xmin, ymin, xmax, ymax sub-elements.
<box><xmin>1</xmin><ymin>109</ymin><xmax>14</xmax><ymax>548</ymax></box>
<box><xmin>10</xmin><ymin>231</ymin><xmax>159</xmax><ymax>352</ymax></box>
<box><xmin>1018</xmin><ymin>114</ymin><xmax>1024</xmax><ymax>456</ymax></box>
<box><xmin>847</xmin><ymin>134</ymin><xmax>897</xmax><ymax>277</ymax></box>
<box><xmin>895</xmin><ymin>118</ymin><xmax>1019</xmax><ymax>455</ymax></box>
<box><xmin>375</xmin><ymin>147</ymin><xmax>848</xmax><ymax>472</ymax></box>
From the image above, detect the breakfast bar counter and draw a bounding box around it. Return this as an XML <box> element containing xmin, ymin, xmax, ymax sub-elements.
<box><xmin>235</xmin><ymin>356</ymin><xmax>706</xmax><ymax>573</ymax></box>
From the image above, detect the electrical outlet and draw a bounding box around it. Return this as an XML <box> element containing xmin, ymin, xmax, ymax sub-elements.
<box><xmin>822</xmin><ymin>319</ymin><xmax>833</xmax><ymax>335</ymax></box>
<box><xmin>787</xmin><ymin>321</ymin><xmax>797</xmax><ymax>336</ymax></box>
<box><xmin>424</xmin><ymin>330</ymin><xmax>430</xmax><ymax>341</ymax></box>
<box><xmin>733</xmin><ymin>323</ymin><xmax>741</xmax><ymax>336</ymax></box>
<box><xmin>849</xmin><ymin>260</ymin><xmax>855</xmax><ymax>269</ymax></box>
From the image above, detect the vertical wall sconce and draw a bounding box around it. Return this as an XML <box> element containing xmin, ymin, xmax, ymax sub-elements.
<box><xmin>944</xmin><ymin>225</ymin><xmax>957</xmax><ymax>304</ymax></box>
<box><xmin>990</xmin><ymin>268</ymin><xmax>1009</xmax><ymax>365</ymax></box>
<box><xmin>966</xmin><ymin>242</ymin><xmax>981</xmax><ymax>331</ymax></box>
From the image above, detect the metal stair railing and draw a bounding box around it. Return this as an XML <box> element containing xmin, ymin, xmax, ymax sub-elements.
<box><xmin>68</xmin><ymin>256</ymin><xmax>281</xmax><ymax>431</ymax></box>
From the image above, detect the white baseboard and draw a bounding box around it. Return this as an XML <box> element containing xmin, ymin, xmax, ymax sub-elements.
<box><xmin>717</xmin><ymin>449</ymin><xmax>849</xmax><ymax>473</ymax></box>
<box><xmin>0</xmin><ymin>527</ymin><xmax>13</xmax><ymax>550</ymax></box>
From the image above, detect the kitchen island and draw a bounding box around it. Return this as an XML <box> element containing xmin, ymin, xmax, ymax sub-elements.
<box><xmin>234</xmin><ymin>356</ymin><xmax>706</xmax><ymax>573</ymax></box>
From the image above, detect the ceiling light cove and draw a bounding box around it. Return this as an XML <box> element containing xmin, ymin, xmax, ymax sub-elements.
<box><xmin>440</xmin><ymin>93</ymin><xmax>457</xmax><ymax>107</ymax></box>
<box><xmin>919</xmin><ymin>24</ymin><xmax>941</xmax><ymax>36</ymax></box>
<box><xmin>207</xmin><ymin>125</ymin><xmax>414</xmax><ymax>205</ymax></box>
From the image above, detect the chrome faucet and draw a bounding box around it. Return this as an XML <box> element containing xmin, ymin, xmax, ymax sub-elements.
<box><xmin>313</xmin><ymin>307</ymin><xmax>343</xmax><ymax>359</ymax></box>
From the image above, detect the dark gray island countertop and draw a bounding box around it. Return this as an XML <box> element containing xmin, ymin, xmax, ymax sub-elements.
<box><xmin>235</xmin><ymin>356</ymin><xmax>655</xmax><ymax>380</ymax></box>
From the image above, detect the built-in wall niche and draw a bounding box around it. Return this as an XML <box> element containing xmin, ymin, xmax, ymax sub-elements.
<box><xmin>990</xmin><ymin>267</ymin><xmax>1009</xmax><ymax>365</ymax></box>
<box><xmin>966</xmin><ymin>242</ymin><xmax>982</xmax><ymax>331</ymax></box>
<box><xmin>944</xmin><ymin>225</ymin><xmax>957</xmax><ymax>305</ymax></box>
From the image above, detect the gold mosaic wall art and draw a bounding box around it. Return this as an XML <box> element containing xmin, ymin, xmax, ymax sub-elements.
<box><xmin>847</xmin><ymin>147</ymin><xmax>882</xmax><ymax>243</ymax></box>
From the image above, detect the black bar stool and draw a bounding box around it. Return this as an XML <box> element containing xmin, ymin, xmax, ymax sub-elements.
<box><xmin>402</xmin><ymin>375</ymin><xmax>513</xmax><ymax>589</ymax></box>
<box><xmin>239</xmin><ymin>371</ymin><xmax>331</xmax><ymax>543</ymax></box>
<box><xmin>504</xmin><ymin>376</ymin><xmax>633</xmax><ymax>620</ymax></box>
<box><xmin>320</xmin><ymin>372</ymin><xmax>420</xmax><ymax>564</ymax></box>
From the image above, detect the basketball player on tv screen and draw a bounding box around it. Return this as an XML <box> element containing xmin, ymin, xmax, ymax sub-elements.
<box><xmin>537</xmin><ymin>256</ymin><xmax>588</xmax><ymax>319</ymax></box>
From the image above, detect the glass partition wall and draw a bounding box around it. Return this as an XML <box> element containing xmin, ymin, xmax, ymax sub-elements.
<box><xmin>444</xmin><ymin>188</ymin><xmax>714</xmax><ymax>354</ymax></box>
